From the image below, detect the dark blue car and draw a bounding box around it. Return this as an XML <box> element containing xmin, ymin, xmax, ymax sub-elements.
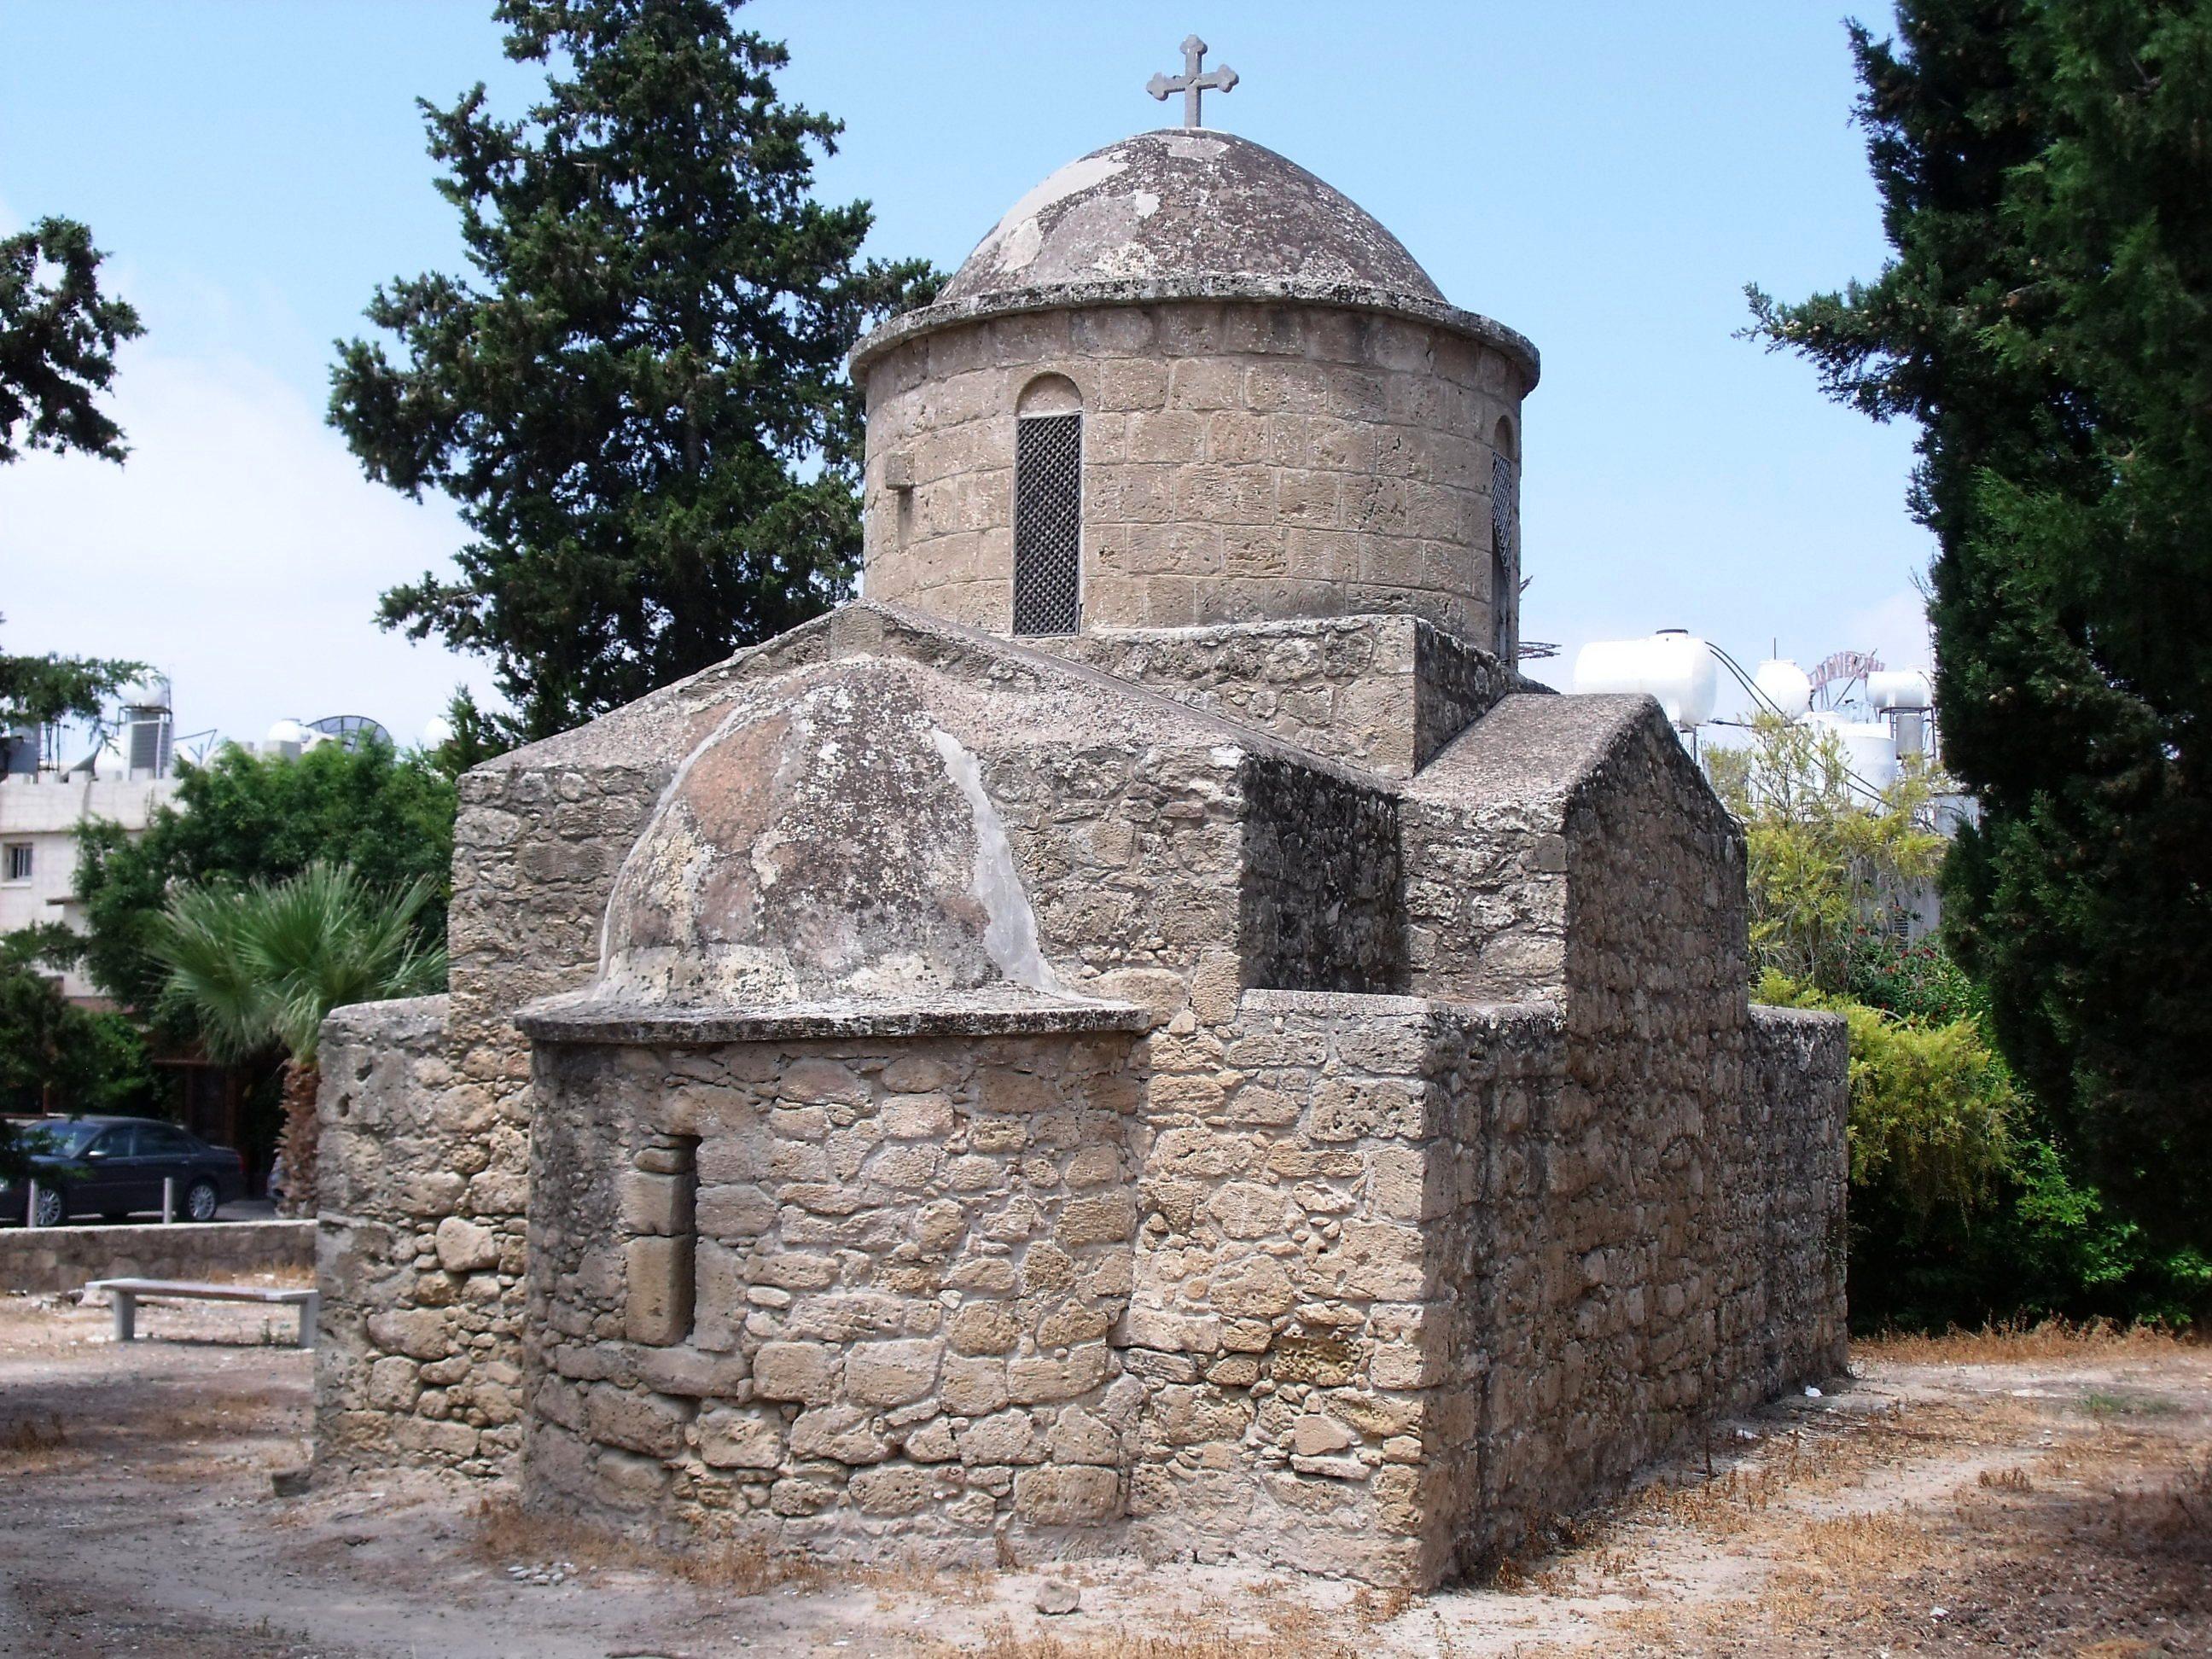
<box><xmin>2</xmin><ymin>1116</ymin><xmax>247</xmax><ymax>1226</ymax></box>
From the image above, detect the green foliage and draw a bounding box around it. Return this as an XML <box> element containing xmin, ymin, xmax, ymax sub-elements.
<box><xmin>0</xmin><ymin>216</ymin><xmax>143</xmax><ymax>464</ymax></box>
<box><xmin>0</xmin><ymin>925</ymin><xmax>154</xmax><ymax>1146</ymax></box>
<box><xmin>426</xmin><ymin>686</ymin><xmax>510</xmax><ymax>779</ymax></box>
<box><xmin>1708</xmin><ymin>717</ymin><xmax>1946</xmax><ymax>994</ymax></box>
<box><xmin>1758</xmin><ymin>969</ymin><xmax>2016</xmax><ymax>1227</ymax></box>
<box><xmin>149</xmin><ymin>862</ymin><xmax>446</xmax><ymax>1068</ymax></box>
<box><xmin>74</xmin><ymin>741</ymin><xmax>455</xmax><ymax>1022</ymax></box>
<box><xmin>329</xmin><ymin>0</ymin><xmax>941</xmax><ymax>740</ymax></box>
<box><xmin>1844</xmin><ymin>933</ymin><xmax>1988</xmax><ymax>1026</ymax></box>
<box><xmin>1749</xmin><ymin>2</ymin><xmax>2212</xmax><ymax>1250</ymax></box>
<box><xmin>0</xmin><ymin>616</ymin><xmax>148</xmax><ymax>760</ymax></box>
<box><xmin>1771</xmin><ymin>941</ymin><xmax>2210</xmax><ymax>1330</ymax></box>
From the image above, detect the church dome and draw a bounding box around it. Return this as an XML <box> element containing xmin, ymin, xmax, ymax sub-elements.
<box><xmin>937</xmin><ymin>130</ymin><xmax>1446</xmax><ymax>307</ymax></box>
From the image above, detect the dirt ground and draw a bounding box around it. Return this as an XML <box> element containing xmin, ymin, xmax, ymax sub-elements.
<box><xmin>1</xmin><ymin>1286</ymin><xmax>2206</xmax><ymax>1657</ymax></box>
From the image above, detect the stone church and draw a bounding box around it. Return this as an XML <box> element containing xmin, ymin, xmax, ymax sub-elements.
<box><xmin>314</xmin><ymin>109</ymin><xmax>1848</xmax><ymax>1588</ymax></box>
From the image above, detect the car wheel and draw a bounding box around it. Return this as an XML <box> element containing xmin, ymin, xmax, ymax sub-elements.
<box><xmin>30</xmin><ymin>1185</ymin><xmax>67</xmax><ymax>1227</ymax></box>
<box><xmin>184</xmin><ymin>1179</ymin><xmax>220</xmax><ymax>1223</ymax></box>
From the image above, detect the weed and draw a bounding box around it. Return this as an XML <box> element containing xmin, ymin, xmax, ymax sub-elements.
<box><xmin>1860</xmin><ymin>1317</ymin><xmax>2195</xmax><ymax>1365</ymax></box>
<box><xmin>0</xmin><ymin>1413</ymin><xmax>66</xmax><ymax>1454</ymax></box>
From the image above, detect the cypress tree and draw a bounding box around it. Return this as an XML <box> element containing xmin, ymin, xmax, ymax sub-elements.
<box><xmin>332</xmin><ymin>0</ymin><xmax>938</xmax><ymax>739</ymax></box>
<box><xmin>1752</xmin><ymin>2</ymin><xmax>2212</xmax><ymax>1245</ymax></box>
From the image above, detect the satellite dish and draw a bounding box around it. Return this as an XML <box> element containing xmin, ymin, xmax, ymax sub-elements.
<box><xmin>304</xmin><ymin>715</ymin><xmax>393</xmax><ymax>752</ymax></box>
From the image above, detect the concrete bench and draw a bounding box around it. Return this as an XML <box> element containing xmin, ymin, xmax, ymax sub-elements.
<box><xmin>85</xmin><ymin>1277</ymin><xmax>319</xmax><ymax>1348</ymax></box>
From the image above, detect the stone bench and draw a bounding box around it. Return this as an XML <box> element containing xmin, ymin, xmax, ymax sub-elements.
<box><xmin>85</xmin><ymin>1277</ymin><xmax>319</xmax><ymax>1348</ymax></box>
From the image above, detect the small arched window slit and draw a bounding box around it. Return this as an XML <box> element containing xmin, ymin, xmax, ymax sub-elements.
<box><xmin>1014</xmin><ymin>375</ymin><xmax>1083</xmax><ymax>636</ymax></box>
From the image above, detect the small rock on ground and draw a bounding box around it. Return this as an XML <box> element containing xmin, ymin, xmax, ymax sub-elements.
<box><xmin>1035</xmin><ymin>1580</ymin><xmax>1080</xmax><ymax>1616</ymax></box>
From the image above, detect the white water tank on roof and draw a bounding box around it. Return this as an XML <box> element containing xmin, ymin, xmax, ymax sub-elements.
<box><xmin>1868</xmin><ymin>668</ymin><xmax>1935</xmax><ymax>713</ymax></box>
<box><xmin>265</xmin><ymin>719</ymin><xmax>304</xmax><ymax>760</ymax></box>
<box><xmin>1752</xmin><ymin>657</ymin><xmax>1813</xmax><ymax>717</ymax></box>
<box><xmin>120</xmin><ymin>673</ymin><xmax>172</xmax><ymax>713</ymax></box>
<box><xmin>1803</xmin><ymin>709</ymin><xmax>1900</xmax><ymax>800</ymax></box>
<box><xmin>1570</xmin><ymin>631</ymin><xmax>1719</xmax><ymax>728</ymax></box>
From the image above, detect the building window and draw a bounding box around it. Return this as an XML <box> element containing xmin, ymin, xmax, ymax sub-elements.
<box><xmin>1490</xmin><ymin>448</ymin><xmax>1518</xmax><ymax>661</ymax></box>
<box><xmin>3</xmin><ymin>843</ymin><xmax>30</xmax><ymax>883</ymax></box>
<box><xmin>1014</xmin><ymin>411</ymin><xmax>1083</xmax><ymax>636</ymax></box>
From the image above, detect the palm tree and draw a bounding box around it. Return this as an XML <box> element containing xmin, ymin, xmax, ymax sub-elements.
<box><xmin>150</xmin><ymin>861</ymin><xmax>445</xmax><ymax>1215</ymax></box>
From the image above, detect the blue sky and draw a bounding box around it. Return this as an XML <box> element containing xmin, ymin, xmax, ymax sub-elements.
<box><xmin>0</xmin><ymin>0</ymin><xmax>1926</xmax><ymax>747</ymax></box>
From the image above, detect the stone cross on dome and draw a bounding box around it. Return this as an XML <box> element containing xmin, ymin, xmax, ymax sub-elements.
<box><xmin>1147</xmin><ymin>35</ymin><xmax>1238</xmax><ymax>128</ymax></box>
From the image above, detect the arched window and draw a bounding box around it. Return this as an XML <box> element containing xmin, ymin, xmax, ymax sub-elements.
<box><xmin>1013</xmin><ymin>375</ymin><xmax>1083</xmax><ymax>636</ymax></box>
<box><xmin>1490</xmin><ymin>420</ymin><xmax>1519</xmax><ymax>661</ymax></box>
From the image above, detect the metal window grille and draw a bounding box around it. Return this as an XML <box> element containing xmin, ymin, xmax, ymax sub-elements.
<box><xmin>1014</xmin><ymin>413</ymin><xmax>1083</xmax><ymax>635</ymax></box>
<box><xmin>4</xmin><ymin>843</ymin><xmax>31</xmax><ymax>882</ymax></box>
<box><xmin>1491</xmin><ymin>452</ymin><xmax>1517</xmax><ymax>658</ymax></box>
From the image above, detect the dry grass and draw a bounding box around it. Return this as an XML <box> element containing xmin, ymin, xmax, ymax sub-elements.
<box><xmin>0</xmin><ymin>1412</ymin><xmax>67</xmax><ymax>1457</ymax></box>
<box><xmin>1859</xmin><ymin>1317</ymin><xmax>2197</xmax><ymax>1365</ymax></box>
<box><xmin>471</xmin><ymin>1495</ymin><xmax>824</xmax><ymax>1596</ymax></box>
<box><xmin>923</xmin><ymin>1615</ymin><xmax>1366</xmax><ymax>1659</ymax></box>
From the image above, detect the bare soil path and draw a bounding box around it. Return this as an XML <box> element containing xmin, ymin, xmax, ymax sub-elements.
<box><xmin>1</xmin><ymin>1289</ymin><xmax>2205</xmax><ymax>1657</ymax></box>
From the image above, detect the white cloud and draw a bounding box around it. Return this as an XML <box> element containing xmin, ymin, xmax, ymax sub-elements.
<box><xmin>0</xmin><ymin>342</ymin><xmax>498</xmax><ymax>749</ymax></box>
<box><xmin>1841</xmin><ymin>585</ymin><xmax>1935</xmax><ymax>677</ymax></box>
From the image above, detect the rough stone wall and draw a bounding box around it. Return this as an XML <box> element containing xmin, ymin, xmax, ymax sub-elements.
<box><xmin>1116</xmin><ymin>990</ymin><xmax>1555</xmax><ymax>1586</ymax></box>
<box><xmin>1742</xmin><ymin>1007</ymin><xmax>1852</xmax><ymax>1383</ymax></box>
<box><xmin>1046</xmin><ymin>615</ymin><xmax>1521</xmax><ymax>778</ymax></box>
<box><xmin>859</xmin><ymin>301</ymin><xmax>1524</xmax><ymax>637</ymax></box>
<box><xmin>524</xmin><ymin>1027</ymin><xmax>1144</xmax><ymax>1557</ymax></box>
<box><xmin>1237</xmin><ymin>754</ymin><xmax>1403</xmax><ymax>995</ymax></box>
<box><xmin>316</xmin><ymin>994</ymin><xmax>528</xmax><ymax>1476</ymax></box>
<box><xmin>1117</xmin><ymin>987</ymin><xmax>1843</xmax><ymax>1585</ymax></box>
<box><xmin>0</xmin><ymin>1220</ymin><xmax>312</xmax><ymax>1296</ymax></box>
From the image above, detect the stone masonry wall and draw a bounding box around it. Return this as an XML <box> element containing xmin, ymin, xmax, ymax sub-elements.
<box><xmin>1237</xmin><ymin>753</ymin><xmax>1404</xmax><ymax>995</ymax></box>
<box><xmin>860</xmin><ymin>301</ymin><xmax>1525</xmax><ymax>638</ymax></box>
<box><xmin>1117</xmin><ymin>987</ymin><xmax>1844</xmax><ymax>1585</ymax></box>
<box><xmin>1047</xmin><ymin>616</ymin><xmax>1520</xmax><ymax>778</ymax></box>
<box><xmin>524</xmin><ymin>1027</ymin><xmax>1144</xmax><ymax>1557</ymax></box>
<box><xmin>317</xmin><ymin>994</ymin><xmax>529</xmax><ymax>1475</ymax></box>
<box><xmin>0</xmin><ymin>1219</ymin><xmax>312</xmax><ymax>1297</ymax></box>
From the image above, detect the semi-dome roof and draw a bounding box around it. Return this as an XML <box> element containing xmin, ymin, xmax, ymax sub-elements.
<box><xmin>938</xmin><ymin>129</ymin><xmax>1444</xmax><ymax>306</ymax></box>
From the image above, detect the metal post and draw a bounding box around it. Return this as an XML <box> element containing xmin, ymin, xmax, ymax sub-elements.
<box><xmin>296</xmin><ymin>1291</ymin><xmax>320</xmax><ymax>1349</ymax></box>
<box><xmin>111</xmin><ymin>1290</ymin><xmax>137</xmax><ymax>1342</ymax></box>
<box><xmin>162</xmin><ymin>1176</ymin><xmax>177</xmax><ymax>1225</ymax></box>
<box><xmin>23</xmin><ymin>1179</ymin><xmax>39</xmax><ymax>1228</ymax></box>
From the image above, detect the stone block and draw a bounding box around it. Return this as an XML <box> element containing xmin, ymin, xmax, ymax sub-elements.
<box><xmin>1007</xmin><ymin>1345</ymin><xmax>1110</xmax><ymax>1404</ymax></box>
<box><xmin>940</xmin><ymin>1356</ymin><xmax>1010</xmax><ymax>1416</ymax></box>
<box><xmin>958</xmin><ymin>1409</ymin><xmax>1042</xmax><ymax>1465</ymax></box>
<box><xmin>624</xmin><ymin>1235</ymin><xmax>693</xmax><ymax>1346</ymax></box>
<box><xmin>692</xmin><ymin>1237</ymin><xmax>744</xmax><ymax>1353</ymax></box>
<box><xmin>585</xmin><ymin>1384</ymin><xmax>689</xmax><ymax>1459</ymax></box>
<box><xmin>623</xmin><ymin>1176</ymin><xmax>690</xmax><ymax>1238</ymax></box>
<box><xmin>1054</xmin><ymin>1192</ymin><xmax>1136</xmax><ymax>1248</ymax></box>
<box><xmin>1014</xmin><ymin>1465</ymin><xmax>1121</xmax><ymax>1524</ymax></box>
<box><xmin>849</xmin><ymin>1464</ymin><xmax>939</xmax><ymax>1516</ymax></box>
<box><xmin>697</xmin><ymin>1407</ymin><xmax>783</xmax><ymax>1470</ymax></box>
<box><xmin>846</xmin><ymin>1338</ymin><xmax>943</xmax><ymax>1407</ymax></box>
<box><xmin>753</xmin><ymin>1341</ymin><xmax>837</xmax><ymax>1403</ymax></box>
<box><xmin>789</xmin><ymin>1403</ymin><xmax>890</xmax><ymax>1464</ymax></box>
<box><xmin>1209</xmin><ymin>1254</ymin><xmax>1295</xmax><ymax>1318</ymax></box>
<box><xmin>434</xmin><ymin>1217</ymin><xmax>499</xmax><ymax>1273</ymax></box>
<box><xmin>948</xmin><ymin>1301</ymin><xmax>1022</xmax><ymax>1355</ymax></box>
